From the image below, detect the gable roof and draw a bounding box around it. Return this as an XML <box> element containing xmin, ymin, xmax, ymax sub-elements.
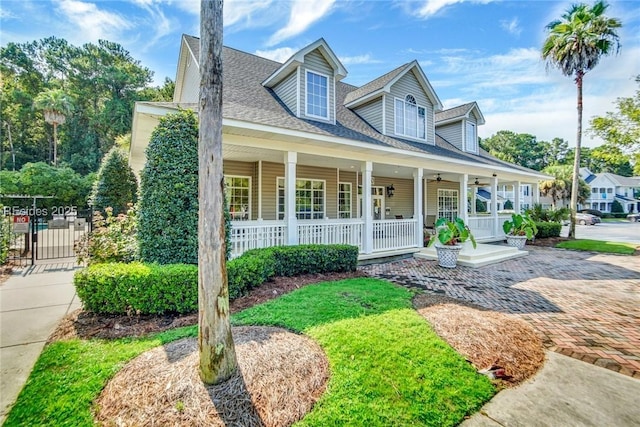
<box><xmin>600</xmin><ymin>173</ymin><xmax>640</xmax><ymax>187</ymax></box>
<box><xmin>344</xmin><ymin>60</ymin><xmax>443</xmax><ymax>111</ymax></box>
<box><xmin>143</xmin><ymin>35</ymin><xmax>547</xmax><ymax>181</ymax></box>
<box><xmin>435</xmin><ymin>102</ymin><xmax>486</xmax><ymax>126</ymax></box>
<box><xmin>262</xmin><ymin>38</ymin><xmax>347</xmax><ymax>88</ymax></box>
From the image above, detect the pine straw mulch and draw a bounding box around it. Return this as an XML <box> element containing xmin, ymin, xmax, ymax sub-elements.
<box><xmin>413</xmin><ymin>293</ymin><xmax>545</xmax><ymax>387</ymax></box>
<box><xmin>96</xmin><ymin>326</ymin><xmax>329</xmax><ymax>427</ymax></box>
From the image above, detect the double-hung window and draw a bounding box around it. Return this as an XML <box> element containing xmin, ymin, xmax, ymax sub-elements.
<box><xmin>338</xmin><ymin>183</ymin><xmax>352</xmax><ymax>219</ymax></box>
<box><xmin>224</xmin><ymin>176</ymin><xmax>251</xmax><ymax>220</ymax></box>
<box><xmin>466</xmin><ymin>121</ymin><xmax>477</xmax><ymax>152</ymax></box>
<box><xmin>277</xmin><ymin>178</ymin><xmax>325</xmax><ymax>220</ymax></box>
<box><xmin>395</xmin><ymin>94</ymin><xmax>426</xmax><ymax>140</ymax></box>
<box><xmin>306</xmin><ymin>71</ymin><xmax>328</xmax><ymax>119</ymax></box>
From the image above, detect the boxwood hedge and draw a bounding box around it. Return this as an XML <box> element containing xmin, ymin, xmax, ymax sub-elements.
<box><xmin>75</xmin><ymin>244</ymin><xmax>359</xmax><ymax>314</ymax></box>
<box><xmin>534</xmin><ymin>221</ymin><xmax>562</xmax><ymax>238</ymax></box>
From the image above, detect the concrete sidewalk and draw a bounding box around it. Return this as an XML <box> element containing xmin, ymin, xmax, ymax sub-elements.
<box><xmin>0</xmin><ymin>260</ymin><xmax>81</xmax><ymax>423</ymax></box>
<box><xmin>463</xmin><ymin>351</ymin><xmax>640</xmax><ymax>426</ymax></box>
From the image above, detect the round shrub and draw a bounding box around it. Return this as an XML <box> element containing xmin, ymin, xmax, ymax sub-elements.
<box><xmin>91</xmin><ymin>147</ymin><xmax>138</xmax><ymax>215</ymax></box>
<box><xmin>138</xmin><ymin>110</ymin><xmax>199</xmax><ymax>264</ymax></box>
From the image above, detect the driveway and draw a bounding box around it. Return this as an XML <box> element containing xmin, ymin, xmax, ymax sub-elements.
<box><xmin>567</xmin><ymin>221</ymin><xmax>640</xmax><ymax>245</ymax></box>
<box><xmin>362</xmin><ymin>246</ymin><xmax>640</xmax><ymax>378</ymax></box>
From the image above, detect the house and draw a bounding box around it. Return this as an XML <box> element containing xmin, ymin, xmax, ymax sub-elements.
<box><xmin>579</xmin><ymin>168</ymin><xmax>640</xmax><ymax>213</ymax></box>
<box><xmin>129</xmin><ymin>35</ymin><xmax>548</xmax><ymax>259</ymax></box>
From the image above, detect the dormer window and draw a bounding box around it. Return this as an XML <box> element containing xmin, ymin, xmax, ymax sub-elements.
<box><xmin>306</xmin><ymin>71</ymin><xmax>329</xmax><ymax>119</ymax></box>
<box><xmin>395</xmin><ymin>94</ymin><xmax>426</xmax><ymax>139</ymax></box>
<box><xmin>465</xmin><ymin>121</ymin><xmax>477</xmax><ymax>152</ymax></box>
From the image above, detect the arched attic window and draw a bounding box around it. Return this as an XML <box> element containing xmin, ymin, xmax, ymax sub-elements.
<box><xmin>395</xmin><ymin>94</ymin><xmax>426</xmax><ymax>139</ymax></box>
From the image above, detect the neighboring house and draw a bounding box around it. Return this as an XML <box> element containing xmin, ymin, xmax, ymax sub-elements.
<box><xmin>130</xmin><ymin>35</ymin><xmax>548</xmax><ymax>258</ymax></box>
<box><xmin>579</xmin><ymin>168</ymin><xmax>640</xmax><ymax>213</ymax></box>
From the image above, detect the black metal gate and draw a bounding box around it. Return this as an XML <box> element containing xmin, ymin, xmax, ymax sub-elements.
<box><xmin>33</xmin><ymin>208</ymin><xmax>92</xmax><ymax>261</ymax></box>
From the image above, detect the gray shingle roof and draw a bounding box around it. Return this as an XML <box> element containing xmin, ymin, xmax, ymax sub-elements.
<box><xmin>179</xmin><ymin>35</ymin><xmax>542</xmax><ymax>176</ymax></box>
<box><xmin>343</xmin><ymin>63</ymin><xmax>412</xmax><ymax>105</ymax></box>
<box><xmin>435</xmin><ymin>102</ymin><xmax>476</xmax><ymax>123</ymax></box>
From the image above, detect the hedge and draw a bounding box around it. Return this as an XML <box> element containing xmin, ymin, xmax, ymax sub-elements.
<box><xmin>535</xmin><ymin>221</ymin><xmax>562</xmax><ymax>239</ymax></box>
<box><xmin>74</xmin><ymin>244</ymin><xmax>359</xmax><ymax>314</ymax></box>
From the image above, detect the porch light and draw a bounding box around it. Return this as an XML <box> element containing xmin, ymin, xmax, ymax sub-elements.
<box><xmin>386</xmin><ymin>184</ymin><xmax>395</xmax><ymax>198</ymax></box>
<box><xmin>436</xmin><ymin>174</ymin><xmax>442</xmax><ymax>182</ymax></box>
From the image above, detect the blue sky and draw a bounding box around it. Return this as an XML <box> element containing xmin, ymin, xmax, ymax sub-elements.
<box><xmin>1</xmin><ymin>0</ymin><xmax>639</xmax><ymax>147</ymax></box>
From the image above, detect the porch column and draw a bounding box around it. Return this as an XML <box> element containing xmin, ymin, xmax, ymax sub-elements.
<box><xmin>471</xmin><ymin>187</ymin><xmax>477</xmax><ymax>215</ymax></box>
<box><xmin>413</xmin><ymin>168</ymin><xmax>423</xmax><ymax>247</ymax></box>
<box><xmin>258</xmin><ymin>160</ymin><xmax>263</xmax><ymax>219</ymax></box>
<box><xmin>285</xmin><ymin>152</ymin><xmax>298</xmax><ymax>245</ymax></box>
<box><xmin>491</xmin><ymin>176</ymin><xmax>499</xmax><ymax>237</ymax></box>
<box><xmin>514</xmin><ymin>181</ymin><xmax>521</xmax><ymax>213</ymax></box>
<box><xmin>459</xmin><ymin>174</ymin><xmax>469</xmax><ymax>223</ymax></box>
<box><xmin>532</xmin><ymin>182</ymin><xmax>540</xmax><ymax>206</ymax></box>
<box><xmin>362</xmin><ymin>161</ymin><xmax>373</xmax><ymax>254</ymax></box>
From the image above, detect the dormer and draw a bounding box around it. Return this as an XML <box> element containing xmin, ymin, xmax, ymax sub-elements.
<box><xmin>344</xmin><ymin>61</ymin><xmax>442</xmax><ymax>145</ymax></box>
<box><xmin>262</xmin><ymin>39</ymin><xmax>347</xmax><ymax>125</ymax></box>
<box><xmin>435</xmin><ymin>102</ymin><xmax>485</xmax><ymax>154</ymax></box>
<box><xmin>174</xmin><ymin>34</ymin><xmax>201</xmax><ymax>103</ymax></box>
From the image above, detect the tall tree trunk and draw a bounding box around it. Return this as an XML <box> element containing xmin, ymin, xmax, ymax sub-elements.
<box><xmin>198</xmin><ymin>0</ymin><xmax>237</xmax><ymax>385</ymax></box>
<box><xmin>569</xmin><ymin>71</ymin><xmax>584</xmax><ymax>239</ymax></box>
<box><xmin>53</xmin><ymin>122</ymin><xmax>58</xmax><ymax>167</ymax></box>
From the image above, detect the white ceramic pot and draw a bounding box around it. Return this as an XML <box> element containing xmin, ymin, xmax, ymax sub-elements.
<box><xmin>435</xmin><ymin>244</ymin><xmax>463</xmax><ymax>268</ymax></box>
<box><xmin>506</xmin><ymin>234</ymin><xmax>528</xmax><ymax>250</ymax></box>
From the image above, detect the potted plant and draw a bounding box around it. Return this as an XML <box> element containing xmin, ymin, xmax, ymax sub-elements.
<box><xmin>502</xmin><ymin>213</ymin><xmax>538</xmax><ymax>250</ymax></box>
<box><xmin>428</xmin><ymin>217</ymin><xmax>477</xmax><ymax>268</ymax></box>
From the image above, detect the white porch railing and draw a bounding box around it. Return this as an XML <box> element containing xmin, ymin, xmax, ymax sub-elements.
<box><xmin>297</xmin><ymin>219</ymin><xmax>364</xmax><ymax>249</ymax></box>
<box><xmin>468</xmin><ymin>214</ymin><xmax>512</xmax><ymax>241</ymax></box>
<box><xmin>229</xmin><ymin>220</ymin><xmax>287</xmax><ymax>258</ymax></box>
<box><xmin>372</xmin><ymin>219</ymin><xmax>417</xmax><ymax>252</ymax></box>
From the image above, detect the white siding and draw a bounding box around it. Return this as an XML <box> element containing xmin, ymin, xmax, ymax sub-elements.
<box><xmin>353</xmin><ymin>98</ymin><xmax>383</xmax><ymax>133</ymax></box>
<box><xmin>300</xmin><ymin>50</ymin><xmax>335</xmax><ymax>123</ymax></box>
<box><xmin>178</xmin><ymin>53</ymin><xmax>200</xmax><ymax>103</ymax></box>
<box><xmin>436</xmin><ymin>122</ymin><xmax>462</xmax><ymax>150</ymax></box>
<box><xmin>386</xmin><ymin>69</ymin><xmax>435</xmax><ymax>144</ymax></box>
<box><xmin>273</xmin><ymin>70</ymin><xmax>298</xmax><ymax>116</ymax></box>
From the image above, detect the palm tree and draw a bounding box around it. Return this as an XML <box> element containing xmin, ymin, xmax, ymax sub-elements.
<box><xmin>34</xmin><ymin>89</ymin><xmax>73</xmax><ymax>167</ymax></box>
<box><xmin>542</xmin><ymin>0</ymin><xmax>621</xmax><ymax>238</ymax></box>
<box><xmin>198</xmin><ymin>0</ymin><xmax>237</xmax><ymax>384</ymax></box>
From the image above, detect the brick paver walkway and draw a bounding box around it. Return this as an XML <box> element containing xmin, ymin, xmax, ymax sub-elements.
<box><xmin>361</xmin><ymin>247</ymin><xmax>640</xmax><ymax>379</ymax></box>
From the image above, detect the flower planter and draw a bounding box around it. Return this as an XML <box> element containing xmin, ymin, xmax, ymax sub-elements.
<box><xmin>506</xmin><ymin>234</ymin><xmax>528</xmax><ymax>250</ymax></box>
<box><xmin>435</xmin><ymin>244</ymin><xmax>463</xmax><ymax>268</ymax></box>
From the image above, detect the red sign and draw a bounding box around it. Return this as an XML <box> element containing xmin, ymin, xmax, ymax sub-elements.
<box><xmin>14</xmin><ymin>215</ymin><xmax>29</xmax><ymax>224</ymax></box>
<box><xmin>13</xmin><ymin>215</ymin><xmax>30</xmax><ymax>233</ymax></box>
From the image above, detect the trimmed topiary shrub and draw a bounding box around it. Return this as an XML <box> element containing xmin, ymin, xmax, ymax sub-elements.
<box><xmin>611</xmin><ymin>199</ymin><xmax>624</xmax><ymax>213</ymax></box>
<box><xmin>75</xmin><ymin>244</ymin><xmax>359</xmax><ymax>314</ymax></box>
<box><xmin>535</xmin><ymin>221</ymin><xmax>562</xmax><ymax>238</ymax></box>
<box><xmin>504</xmin><ymin>200</ymin><xmax>513</xmax><ymax>210</ymax></box>
<box><xmin>138</xmin><ymin>110</ymin><xmax>199</xmax><ymax>265</ymax></box>
<box><xmin>90</xmin><ymin>147</ymin><xmax>138</xmax><ymax>215</ymax></box>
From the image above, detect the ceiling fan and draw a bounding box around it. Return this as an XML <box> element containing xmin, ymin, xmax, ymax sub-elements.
<box><xmin>470</xmin><ymin>177</ymin><xmax>489</xmax><ymax>186</ymax></box>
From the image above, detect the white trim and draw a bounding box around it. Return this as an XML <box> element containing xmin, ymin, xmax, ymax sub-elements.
<box><xmin>304</xmin><ymin>70</ymin><xmax>330</xmax><ymax>120</ymax></box>
<box><xmin>295</xmin><ymin>66</ymin><xmax>301</xmax><ymax>117</ymax></box>
<box><xmin>338</xmin><ymin>181</ymin><xmax>352</xmax><ymax>219</ymax></box>
<box><xmin>382</xmin><ymin>94</ymin><xmax>386</xmax><ymax>134</ymax></box>
<box><xmin>465</xmin><ymin>121</ymin><xmax>477</xmax><ymax>153</ymax></box>
<box><xmin>437</xmin><ymin>188</ymin><xmax>459</xmax><ymax>221</ymax></box>
<box><xmin>277</xmin><ymin>176</ymin><xmax>327</xmax><ymax>220</ymax></box>
<box><xmin>258</xmin><ymin>160</ymin><xmax>263</xmax><ymax>219</ymax></box>
<box><xmin>332</xmin><ymin>75</ymin><xmax>336</xmax><ymax>125</ymax></box>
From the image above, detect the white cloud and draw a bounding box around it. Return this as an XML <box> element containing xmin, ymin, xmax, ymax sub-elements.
<box><xmin>0</xmin><ymin>7</ymin><xmax>17</xmax><ymax>19</ymax></box>
<box><xmin>412</xmin><ymin>0</ymin><xmax>494</xmax><ymax>19</ymax></box>
<box><xmin>56</xmin><ymin>0</ymin><xmax>132</xmax><ymax>42</ymax></box>
<box><xmin>255</xmin><ymin>47</ymin><xmax>298</xmax><ymax>63</ymax></box>
<box><xmin>339</xmin><ymin>54</ymin><xmax>381</xmax><ymax>65</ymax></box>
<box><xmin>267</xmin><ymin>0</ymin><xmax>336</xmax><ymax>46</ymax></box>
<box><xmin>500</xmin><ymin>17</ymin><xmax>521</xmax><ymax>36</ymax></box>
<box><xmin>225</xmin><ymin>0</ymin><xmax>273</xmax><ymax>27</ymax></box>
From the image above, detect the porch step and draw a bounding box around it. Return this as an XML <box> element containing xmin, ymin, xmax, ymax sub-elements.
<box><xmin>414</xmin><ymin>243</ymin><xmax>527</xmax><ymax>268</ymax></box>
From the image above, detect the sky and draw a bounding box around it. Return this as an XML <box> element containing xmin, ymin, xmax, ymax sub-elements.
<box><xmin>1</xmin><ymin>0</ymin><xmax>639</xmax><ymax>148</ymax></box>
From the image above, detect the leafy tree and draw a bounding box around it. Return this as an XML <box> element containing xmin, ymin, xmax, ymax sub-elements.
<box><xmin>542</xmin><ymin>0</ymin><xmax>621</xmax><ymax>238</ymax></box>
<box><xmin>199</xmin><ymin>0</ymin><xmax>237</xmax><ymax>385</ymax></box>
<box><xmin>589</xmin><ymin>144</ymin><xmax>633</xmax><ymax>176</ymax></box>
<box><xmin>544</xmin><ymin>137</ymin><xmax>570</xmax><ymax>166</ymax></box>
<box><xmin>480</xmin><ymin>130</ymin><xmax>548</xmax><ymax>171</ymax></box>
<box><xmin>590</xmin><ymin>75</ymin><xmax>640</xmax><ymax>173</ymax></box>
<box><xmin>611</xmin><ymin>199</ymin><xmax>623</xmax><ymax>213</ymax></box>
<box><xmin>138</xmin><ymin>110</ymin><xmax>199</xmax><ymax>265</ymax></box>
<box><xmin>539</xmin><ymin>165</ymin><xmax>590</xmax><ymax>208</ymax></box>
<box><xmin>90</xmin><ymin>147</ymin><xmax>138</xmax><ymax>215</ymax></box>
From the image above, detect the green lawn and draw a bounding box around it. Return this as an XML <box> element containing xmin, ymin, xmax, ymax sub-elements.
<box><xmin>5</xmin><ymin>278</ymin><xmax>494</xmax><ymax>427</ymax></box>
<box><xmin>556</xmin><ymin>239</ymin><xmax>637</xmax><ymax>255</ymax></box>
<box><xmin>600</xmin><ymin>218</ymin><xmax>628</xmax><ymax>223</ymax></box>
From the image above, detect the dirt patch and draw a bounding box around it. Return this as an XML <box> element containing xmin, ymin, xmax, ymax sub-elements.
<box><xmin>414</xmin><ymin>297</ymin><xmax>545</xmax><ymax>387</ymax></box>
<box><xmin>528</xmin><ymin>237</ymin><xmax>570</xmax><ymax>247</ymax></box>
<box><xmin>95</xmin><ymin>326</ymin><xmax>329</xmax><ymax>427</ymax></box>
<box><xmin>48</xmin><ymin>271</ymin><xmax>365</xmax><ymax>341</ymax></box>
